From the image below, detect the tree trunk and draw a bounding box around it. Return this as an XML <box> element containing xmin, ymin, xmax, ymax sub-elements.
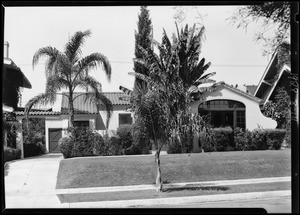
<box><xmin>68</xmin><ymin>92</ymin><xmax>74</xmax><ymax>128</ymax></box>
<box><xmin>155</xmin><ymin>149</ymin><xmax>163</xmax><ymax>193</ymax></box>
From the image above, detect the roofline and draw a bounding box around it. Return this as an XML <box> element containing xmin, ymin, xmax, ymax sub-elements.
<box><xmin>254</xmin><ymin>51</ymin><xmax>278</xmax><ymax>96</ymax></box>
<box><xmin>261</xmin><ymin>64</ymin><xmax>291</xmax><ymax>106</ymax></box>
<box><xmin>222</xmin><ymin>84</ymin><xmax>262</xmax><ymax>103</ymax></box>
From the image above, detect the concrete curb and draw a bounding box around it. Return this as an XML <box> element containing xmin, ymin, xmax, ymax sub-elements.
<box><xmin>56</xmin><ymin>176</ymin><xmax>291</xmax><ymax>194</ymax></box>
<box><xmin>65</xmin><ymin>190</ymin><xmax>291</xmax><ymax>208</ymax></box>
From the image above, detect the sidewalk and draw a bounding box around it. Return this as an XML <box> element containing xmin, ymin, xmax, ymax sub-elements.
<box><xmin>4</xmin><ymin>154</ymin><xmax>291</xmax><ymax>209</ymax></box>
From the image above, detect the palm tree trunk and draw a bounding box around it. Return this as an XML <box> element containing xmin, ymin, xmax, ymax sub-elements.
<box><xmin>68</xmin><ymin>92</ymin><xmax>74</xmax><ymax>128</ymax></box>
<box><xmin>155</xmin><ymin>146</ymin><xmax>163</xmax><ymax>193</ymax></box>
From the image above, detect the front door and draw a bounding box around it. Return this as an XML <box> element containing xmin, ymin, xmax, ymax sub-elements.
<box><xmin>49</xmin><ymin>128</ymin><xmax>62</xmax><ymax>153</ymax></box>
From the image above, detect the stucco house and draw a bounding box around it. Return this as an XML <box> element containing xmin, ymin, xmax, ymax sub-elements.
<box><xmin>16</xmin><ymin>92</ymin><xmax>132</xmax><ymax>153</ymax></box>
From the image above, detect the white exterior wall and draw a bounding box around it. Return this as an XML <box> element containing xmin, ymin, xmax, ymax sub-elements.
<box><xmin>99</xmin><ymin>105</ymin><xmax>133</xmax><ymax>131</ymax></box>
<box><xmin>189</xmin><ymin>87</ymin><xmax>277</xmax><ymax>130</ymax></box>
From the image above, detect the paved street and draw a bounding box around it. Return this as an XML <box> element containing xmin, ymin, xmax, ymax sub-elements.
<box><xmin>146</xmin><ymin>196</ymin><xmax>291</xmax><ymax>213</ymax></box>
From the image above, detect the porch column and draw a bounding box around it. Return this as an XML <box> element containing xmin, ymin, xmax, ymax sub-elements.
<box><xmin>16</xmin><ymin>119</ymin><xmax>24</xmax><ymax>159</ymax></box>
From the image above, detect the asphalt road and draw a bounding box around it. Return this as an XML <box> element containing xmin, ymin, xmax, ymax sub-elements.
<box><xmin>144</xmin><ymin>196</ymin><xmax>291</xmax><ymax>213</ymax></box>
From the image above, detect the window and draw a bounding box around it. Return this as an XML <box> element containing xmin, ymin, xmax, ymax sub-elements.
<box><xmin>199</xmin><ymin>100</ymin><xmax>246</xmax><ymax>130</ymax></box>
<box><xmin>119</xmin><ymin>114</ymin><xmax>132</xmax><ymax>126</ymax></box>
<box><xmin>74</xmin><ymin>121</ymin><xmax>89</xmax><ymax>128</ymax></box>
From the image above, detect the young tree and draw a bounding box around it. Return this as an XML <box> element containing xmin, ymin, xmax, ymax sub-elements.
<box><xmin>25</xmin><ymin>30</ymin><xmax>113</xmax><ymax>129</ymax></box>
<box><xmin>228</xmin><ymin>2</ymin><xmax>291</xmax><ymax>56</ymax></box>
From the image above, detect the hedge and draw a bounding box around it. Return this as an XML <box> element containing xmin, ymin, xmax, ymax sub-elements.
<box><xmin>4</xmin><ymin>147</ymin><xmax>21</xmax><ymax>163</ymax></box>
<box><xmin>199</xmin><ymin>127</ymin><xmax>286</xmax><ymax>152</ymax></box>
<box><xmin>24</xmin><ymin>142</ymin><xmax>46</xmax><ymax>158</ymax></box>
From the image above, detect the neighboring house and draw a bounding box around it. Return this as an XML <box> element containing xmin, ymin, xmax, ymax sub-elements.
<box><xmin>16</xmin><ymin>92</ymin><xmax>132</xmax><ymax>153</ymax></box>
<box><xmin>254</xmin><ymin>50</ymin><xmax>291</xmax><ymax>107</ymax></box>
<box><xmin>2</xmin><ymin>41</ymin><xmax>32</xmax><ymax>157</ymax></box>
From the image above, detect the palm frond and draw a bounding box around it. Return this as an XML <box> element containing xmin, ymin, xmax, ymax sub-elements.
<box><xmin>128</xmin><ymin>72</ymin><xmax>152</xmax><ymax>84</ymax></box>
<box><xmin>64</xmin><ymin>30</ymin><xmax>91</xmax><ymax>63</ymax></box>
<box><xmin>76</xmin><ymin>53</ymin><xmax>112</xmax><ymax>82</ymax></box>
<box><xmin>24</xmin><ymin>92</ymin><xmax>57</xmax><ymax>120</ymax></box>
<box><xmin>119</xmin><ymin>86</ymin><xmax>133</xmax><ymax>96</ymax></box>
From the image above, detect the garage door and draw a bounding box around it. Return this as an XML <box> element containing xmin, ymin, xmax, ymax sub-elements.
<box><xmin>49</xmin><ymin>128</ymin><xmax>62</xmax><ymax>153</ymax></box>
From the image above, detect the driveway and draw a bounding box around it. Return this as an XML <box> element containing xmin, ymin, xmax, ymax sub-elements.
<box><xmin>4</xmin><ymin>154</ymin><xmax>65</xmax><ymax>208</ymax></box>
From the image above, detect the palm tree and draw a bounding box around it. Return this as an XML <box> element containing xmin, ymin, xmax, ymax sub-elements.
<box><xmin>25</xmin><ymin>30</ymin><xmax>113</xmax><ymax>128</ymax></box>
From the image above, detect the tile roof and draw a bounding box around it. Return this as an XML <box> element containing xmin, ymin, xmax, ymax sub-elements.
<box><xmin>15</xmin><ymin>110</ymin><xmax>60</xmax><ymax>116</ymax></box>
<box><xmin>61</xmin><ymin>92</ymin><xmax>131</xmax><ymax>114</ymax></box>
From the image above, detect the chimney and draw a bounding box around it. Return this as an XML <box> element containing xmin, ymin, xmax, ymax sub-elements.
<box><xmin>4</xmin><ymin>41</ymin><xmax>9</xmax><ymax>58</ymax></box>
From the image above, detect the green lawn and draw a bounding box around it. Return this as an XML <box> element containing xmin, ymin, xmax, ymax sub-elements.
<box><xmin>56</xmin><ymin>149</ymin><xmax>291</xmax><ymax>189</ymax></box>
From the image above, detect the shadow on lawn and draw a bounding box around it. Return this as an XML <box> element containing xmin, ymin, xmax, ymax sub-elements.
<box><xmin>163</xmin><ymin>186</ymin><xmax>229</xmax><ymax>193</ymax></box>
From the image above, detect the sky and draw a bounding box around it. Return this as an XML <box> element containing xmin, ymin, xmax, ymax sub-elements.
<box><xmin>3</xmin><ymin>5</ymin><xmax>275</xmax><ymax>109</ymax></box>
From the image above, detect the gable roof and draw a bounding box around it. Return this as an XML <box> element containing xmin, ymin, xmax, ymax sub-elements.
<box><xmin>204</xmin><ymin>82</ymin><xmax>261</xmax><ymax>103</ymax></box>
<box><xmin>3</xmin><ymin>58</ymin><xmax>32</xmax><ymax>89</ymax></box>
<box><xmin>254</xmin><ymin>48</ymin><xmax>291</xmax><ymax>103</ymax></box>
<box><xmin>61</xmin><ymin>92</ymin><xmax>131</xmax><ymax>114</ymax></box>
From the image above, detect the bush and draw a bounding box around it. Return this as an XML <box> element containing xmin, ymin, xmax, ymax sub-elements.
<box><xmin>59</xmin><ymin>127</ymin><xmax>106</xmax><ymax>158</ymax></box>
<box><xmin>212</xmin><ymin>127</ymin><xmax>234</xmax><ymax>151</ymax></box>
<box><xmin>200</xmin><ymin>128</ymin><xmax>214</xmax><ymax>152</ymax></box>
<box><xmin>265</xmin><ymin>129</ymin><xmax>286</xmax><ymax>150</ymax></box>
<box><xmin>4</xmin><ymin>147</ymin><xmax>21</xmax><ymax>163</ymax></box>
<box><xmin>117</xmin><ymin>124</ymin><xmax>150</xmax><ymax>155</ymax></box>
<box><xmin>104</xmin><ymin>136</ymin><xmax>123</xmax><ymax>156</ymax></box>
<box><xmin>167</xmin><ymin>137</ymin><xmax>182</xmax><ymax>154</ymax></box>
<box><xmin>247</xmin><ymin>129</ymin><xmax>268</xmax><ymax>150</ymax></box>
<box><xmin>117</xmin><ymin>124</ymin><xmax>133</xmax><ymax>154</ymax></box>
<box><xmin>24</xmin><ymin>142</ymin><xmax>46</xmax><ymax>158</ymax></box>
<box><xmin>234</xmin><ymin>128</ymin><xmax>251</xmax><ymax>151</ymax></box>
<box><xmin>58</xmin><ymin>136</ymin><xmax>73</xmax><ymax>158</ymax></box>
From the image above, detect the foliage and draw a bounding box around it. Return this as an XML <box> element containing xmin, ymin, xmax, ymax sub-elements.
<box><xmin>24</xmin><ymin>142</ymin><xmax>46</xmax><ymax>158</ymax></box>
<box><xmin>2</xmin><ymin>112</ymin><xmax>20</xmax><ymax>148</ymax></box>
<box><xmin>234</xmin><ymin>128</ymin><xmax>251</xmax><ymax>151</ymax></box>
<box><xmin>59</xmin><ymin>127</ymin><xmax>105</xmax><ymax>158</ymax></box>
<box><xmin>102</xmin><ymin>135</ymin><xmax>123</xmax><ymax>156</ymax></box>
<box><xmin>265</xmin><ymin>129</ymin><xmax>286</xmax><ymax>150</ymax></box>
<box><xmin>116</xmin><ymin>124</ymin><xmax>133</xmax><ymax>154</ymax></box>
<box><xmin>58</xmin><ymin>136</ymin><xmax>73</xmax><ymax>158</ymax></box>
<box><xmin>25</xmin><ymin>30</ymin><xmax>113</xmax><ymax>129</ymax></box>
<box><xmin>201</xmin><ymin>127</ymin><xmax>234</xmax><ymax>152</ymax></box>
<box><xmin>134</xmin><ymin>6</ymin><xmax>153</xmax><ymax>87</ymax></box>
<box><xmin>229</xmin><ymin>2</ymin><xmax>291</xmax><ymax>55</ymax></box>
<box><xmin>263</xmin><ymin>87</ymin><xmax>291</xmax><ymax>145</ymax></box>
<box><xmin>3</xmin><ymin>147</ymin><xmax>21</xmax><ymax>163</ymax></box>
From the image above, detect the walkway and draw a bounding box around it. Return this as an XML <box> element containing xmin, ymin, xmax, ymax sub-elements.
<box><xmin>4</xmin><ymin>154</ymin><xmax>291</xmax><ymax>211</ymax></box>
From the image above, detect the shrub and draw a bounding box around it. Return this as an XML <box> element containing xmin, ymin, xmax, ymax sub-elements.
<box><xmin>246</xmin><ymin>129</ymin><xmax>267</xmax><ymax>150</ymax></box>
<box><xmin>118</xmin><ymin>124</ymin><xmax>150</xmax><ymax>155</ymax></box>
<box><xmin>265</xmin><ymin>129</ymin><xmax>286</xmax><ymax>150</ymax></box>
<box><xmin>59</xmin><ymin>127</ymin><xmax>106</xmax><ymax>158</ymax></box>
<box><xmin>24</xmin><ymin>142</ymin><xmax>46</xmax><ymax>158</ymax></box>
<box><xmin>58</xmin><ymin>136</ymin><xmax>73</xmax><ymax>158</ymax></box>
<box><xmin>4</xmin><ymin>147</ymin><xmax>21</xmax><ymax>163</ymax></box>
<box><xmin>212</xmin><ymin>127</ymin><xmax>234</xmax><ymax>151</ymax></box>
<box><xmin>234</xmin><ymin>128</ymin><xmax>251</xmax><ymax>151</ymax></box>
<box><xmin>117</xmin><ymin>124</ymin><xmax>133</xmax><ymax>154</ymax></box>
<box><xmin>167</xmin><ymin>137</ymin><xmax>182</xmax><ymax>154</ymax></box>
<box><xmin>70</xmin><ymin>127</ymin><xmax>105</xmax><ymax>157</ymax></box>
<box><xmin>200</xmin><ymin>128</ymin><xmax>214</xmax><ymax>152</ymax></box>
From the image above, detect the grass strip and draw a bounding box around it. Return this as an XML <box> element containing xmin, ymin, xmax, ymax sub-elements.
<box><xmin>57</xmin><ymin>181</ymin><xmax>291</xmax><ymax>203</ymax></box>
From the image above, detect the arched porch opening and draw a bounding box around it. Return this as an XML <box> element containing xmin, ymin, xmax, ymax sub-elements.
<box><xmin>198</xmin><ymin>99</ymin><xmax>246</xmax><ymax>130</ymax></box>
